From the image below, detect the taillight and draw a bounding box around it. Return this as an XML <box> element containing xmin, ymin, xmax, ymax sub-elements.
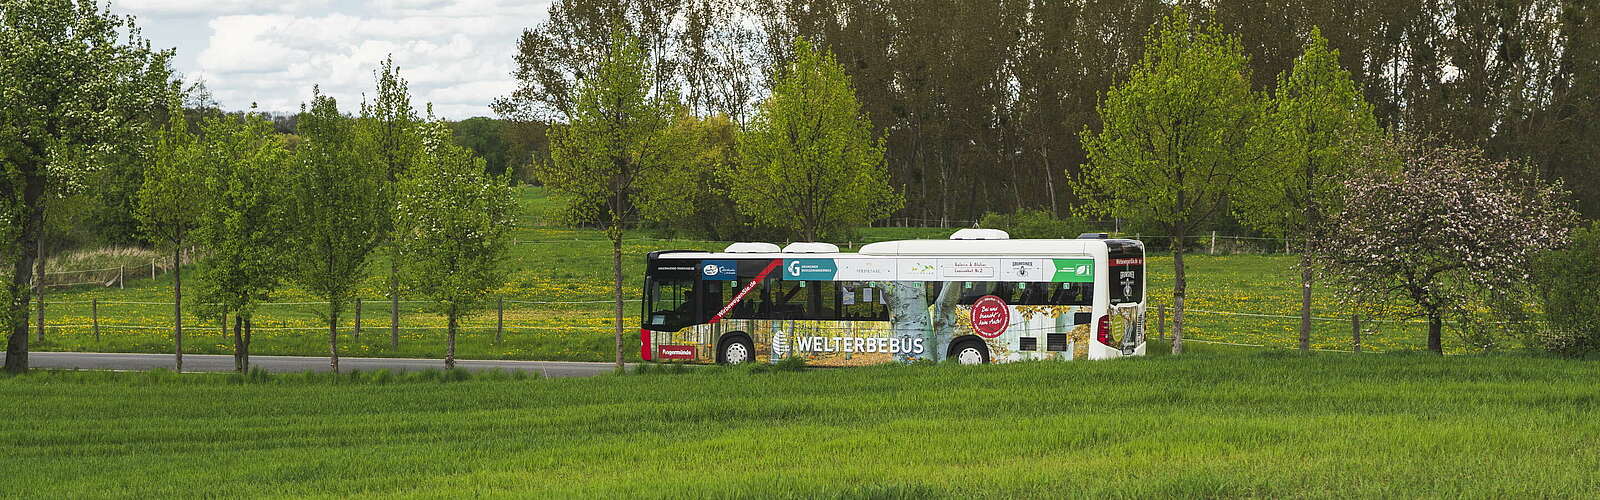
<box><xmin>1096</xmin><ymin>316</ymin><xmax>1115</xmax><ymax>347</ymax></box>
<box><xmin>640</xmin><ymin>329</ymin><xmax>652</xmax><ymax>361</ymax></box>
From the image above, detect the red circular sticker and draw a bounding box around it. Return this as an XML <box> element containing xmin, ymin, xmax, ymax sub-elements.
<box><xmin>970</xmin><ymin>295</ymin><xmax>1010</xmax><ymax>338</ymax></box>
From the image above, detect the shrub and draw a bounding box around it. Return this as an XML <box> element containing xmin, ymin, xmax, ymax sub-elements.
<box><xmin>977</xmin><ymin>209</ymin><xmax>1084</xmax><ymax>239</ymax></box>
<box><xmin>1534</xmin><ymin>222</ymin><xmax>1600</xmax><ymax>355</ymax></box>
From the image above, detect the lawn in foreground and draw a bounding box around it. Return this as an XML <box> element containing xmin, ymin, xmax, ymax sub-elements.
<box><xmin>3</xmin><ymin>349</ymin><xmax>1596</xmax><ymax>497</ymax></box>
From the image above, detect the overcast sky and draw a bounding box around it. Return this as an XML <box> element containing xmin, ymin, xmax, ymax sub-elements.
<box><xmin>111</xmin><ymin>0</ymin><xmax>553</xmax><ymax>120</ymax></box>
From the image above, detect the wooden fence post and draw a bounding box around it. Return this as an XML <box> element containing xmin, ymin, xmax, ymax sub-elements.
<box><xmin>1158</xmin><ymin>303</ymin><xmax>1167</xmax><ymax>341</ymax></box>
<box><xmin>92</xmin><ymin>298</ymin><xmax>99</xmax><ymax>342</ymax></box>
<box><xmin>495</xmin><ymin>297</ymin><xmax>504</xmax><ymax>345</ymax></box>
<box><xmin>1352</xmin><ymin>313</ymin><xmax>1362</xmax><ymax>353</ymax></box>
<box><xmin>354</xmin><ymin>298</ymin><xmax>362</xmax><ymax>339</ymax></box>
<box><xmin>118</xmin><ymin>266</ymin><xmax>124</xmax><ymax>289</ymax></box>
<box><xmin>1210</xmin><ymin>231</ymin><xmax>1217</xmax><ymax>255</ymax></box>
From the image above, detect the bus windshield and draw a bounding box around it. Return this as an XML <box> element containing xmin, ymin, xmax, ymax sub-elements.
<box><xmin>644</xmin><ymin>277</ymin><xmax>696</xmax><ymax>331</ymax></box>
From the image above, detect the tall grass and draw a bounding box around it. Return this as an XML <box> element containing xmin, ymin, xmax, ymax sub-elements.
<box><xmin>1</xmin><ymin>351</ymin><xmax>1596</xmax><ymax>497</ymax></box>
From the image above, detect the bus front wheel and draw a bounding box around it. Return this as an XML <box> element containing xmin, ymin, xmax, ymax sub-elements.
<box><xmin>718</xmin><ymin>336</ymin><xmax>755</xmax><ymax>365</ymax></box>
<box><xmin>951</xmin><ymin>340</ymin><xmax>989</xmax><ymax>365</ymax></box>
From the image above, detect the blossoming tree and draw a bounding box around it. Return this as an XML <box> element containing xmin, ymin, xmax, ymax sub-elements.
<box><xmin>1317</xmin><ymin>138</ymin><xmax>1577</xmax><ymax>353</ymax></box>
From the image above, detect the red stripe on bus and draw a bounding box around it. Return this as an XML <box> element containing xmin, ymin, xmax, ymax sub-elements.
<box><xmin>640</xmin><ymin>329</ymin><xmax>652</xmax><ymax>361</ymax></box>
<box><xmin>709</xmin><ymin>259</ymin><xmax>781</xmax><ymax>324</ymax></box>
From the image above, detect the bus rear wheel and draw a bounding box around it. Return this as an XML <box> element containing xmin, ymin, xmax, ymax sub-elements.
<box><xmin>952</xmin><ymin>340</ymin><xmax>989</xmax><ymax>365</ymax></box>
<box><xmin>718</xmin><ymin>336</ymin><xmax>755</xmax><ymax>365</ymax></box>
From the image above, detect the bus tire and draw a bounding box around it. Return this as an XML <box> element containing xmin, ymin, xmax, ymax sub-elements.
<box><xmin>718</xmin><ymin>335</ymin><xmax>755</xmax><ymax>365</ymax></box>
<box><xmin>950</xmin><ymin>339</ymin><xmax>990</xmax><ymax>365</ymax></box>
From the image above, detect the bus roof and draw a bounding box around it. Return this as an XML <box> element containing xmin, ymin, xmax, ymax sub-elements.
<box><xmin>651</xmin><ymin>238</ymin><xmax>1141</xmax><ymax>260</ymax></box>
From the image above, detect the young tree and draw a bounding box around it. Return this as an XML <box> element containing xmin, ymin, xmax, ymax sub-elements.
<box><xmin>1</xmin><ymin>0</ymin><xmax>173</xmax><ymax>373</ymax></box>
<box><xmin>191</xmin><ymin>111</ymin><xmax>292</xmax><ymax>372</ymax></box>
<box><xmin>1233</xmin><ymin>27</ymin><xmax>1380</xmax><ymax>352</ymax></box>
<box><xmin>136</xmin><ymin>102</ymin><xmax>208</xmax><ymax>371</ymax></box>
<box><xmin>288</xmin><ymin>88</ymin><xmax>389</xmax><ymax>373</ymax></box>
<box><xmin>1318</xmin><ymin>138</ymin><xmax>1577</xmax><ymax>354</ymax></box>
<box><xmin>397</xmin><ymin>118</ymin><xmax>515</xmax><ymax>369</ymax></box>
<box><xmin>358</xmin><ymin>56</ymin><xmax>422</xmax><ymax>350</ymax></box>
<box><xmin>541</xmin><ymin>29</ymin><xmax>688</xmax><ymax>371</ymax></box>
<box><xmin>1077</xmin><ymin>8</ymin><xmax>1267</xmax><ymax>354</ymax></box>
<box><xmin>727</xmin><ymin>38</ymin><xmax>901</xmax><ymax>241</ymax></box>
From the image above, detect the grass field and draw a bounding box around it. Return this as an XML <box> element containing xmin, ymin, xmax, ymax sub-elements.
<box><xmin>25</xmin><ymin>186</ymin><xmax>1463</xmax><ymax>362</ymax></box>
<box><xmin>2</xmin><ymin>348</ymin><xmax>1596</xmax><ymax>497</ymax></box>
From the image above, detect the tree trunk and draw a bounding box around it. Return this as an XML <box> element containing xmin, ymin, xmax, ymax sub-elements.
<box><xmin>1172</xmin><ymin>238</ymin><xmax>1186</xmax><ymax>355</ymax></box>
<box><xmin>5</xmin><ymin>190</ymin><xmax>42</xmax><ymax>373</ymax></box>
<box><xmin>328</xmin><ymin>306</ymin><xmax>340</xmax><ymax>373</ymax></box>
<box><xmin>389</xmin><ymin>259</ymin><xmax>399</xmax><ymax>349</ymax></box>
<box><xmin>1427</xmin><ymin>313</ymin><xmax>1442</xmax><ymax>354</ymax></box>
<box><xmin>1299</xmin><ymin>251</ymin><xmax>1313</xmax><ymax>352</ymax></box>
<box><xmin>445</xmin><ymin>305</ymin><xmax>458</xmax><ymax>369</ymax></box>
<box><xmin>244</xmin><ymin>317</ymin><xmax>253</xmax><ymax>370</ymax></box>
<box><xmin>34</xmin><ymin>229</ymin><xmax>44</xmax><ymax>341</ymax></box>
<box><xmin>232</xmin><ymin>314</ymin><xmax>244</xmax><ymax>372</ymax></box>
<box><xmin>612</xmin><ymin>230</ymin><xmax>625</xmax><ymax>371</ymax></box>
<box><xmin>173</xmin><ymin>247</ymin><xmax>183</xmax><ymax>372</ymax></box>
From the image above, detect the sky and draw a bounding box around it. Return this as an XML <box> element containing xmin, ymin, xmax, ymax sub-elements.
<box><xmin>111</xmin><ymin>0</ymin><xmax>553</xmax><ymax>120</ymax></box>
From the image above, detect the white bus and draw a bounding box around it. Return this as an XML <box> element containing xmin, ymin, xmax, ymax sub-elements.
<box><xmin>640</xmin><ymin>229</ymin><xmax>1146</xmax><ymax>366</ymax></box>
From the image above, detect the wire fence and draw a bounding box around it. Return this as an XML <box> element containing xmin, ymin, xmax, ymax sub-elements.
<box><xmin>20</xmin><ymin>292</ymin><xmax>1470</xmax><ymax>361</ymax></box>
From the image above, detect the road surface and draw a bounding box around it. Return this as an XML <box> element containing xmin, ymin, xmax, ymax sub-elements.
<box><xmin>25</xmin><ymin>352</ymin><xmax>627</xmax><ymax>378</ymax></box>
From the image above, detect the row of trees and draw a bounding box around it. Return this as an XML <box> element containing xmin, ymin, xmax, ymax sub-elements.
<box><xmin>1</xmin><ymin>1</ymin><xmax>514</xmax><ymax>373</ymax></box>
<box><xmin>1081</xmin><ymin>9</ymin><xmax>1580</xmax><ymax>354</ymax></box>
<box><xmin>538</xmin><ymin>30</ymin><xmax>899</xmax><ymax>368</ymax></box>
<box><xmin>500</xmin><ymin>0</ymin><xmax>1600</xmax><ymax>225</ymax></box>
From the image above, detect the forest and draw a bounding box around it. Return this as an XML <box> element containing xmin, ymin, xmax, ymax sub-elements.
<box><xmin>497</xmin><ymin>0</ymin><xmax>1599</xmax><ymax>225</ymax></box>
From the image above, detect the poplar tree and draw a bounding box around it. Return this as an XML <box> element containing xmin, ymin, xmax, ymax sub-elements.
<box><xmin>541</xmin><ymin>29</ymin><xmax>688</xmax><ymax>371</ymax></box>
<box><xmin>136</xmin><ymin>101</ymin><xmax>208</xmax><ymax>371</ymax></box>
<box><xmin>288</xmin><ymin>88</ymin><xmax>388</xmax><ymax>373</ymax></box>
<box><xmin>397</xmin><ymin>118</ymin><xmax>515</xmax><ymax>369</ymax></box>
<box><xmin>1</xmin><ymin>0</ymin><xmax>173</xmax><ymax>373</ymax></box>
<box><xmin>1077</xmin><ymin>8</ymin><xmax>1267</xmax><ymax>354</ymax></box>
<box><xmin>1233</xmin><ymin>28</ymin><xmax>1380</xmax><ymax>352</ymax></box>
<box><xmin>728</xmin><ymin>38</ymin><xmax>901</xmax><ymax>241</ymax></box>
<box><xmin>359</xmin><ymin>56</ymin><xmax>422</xmax><ymax>350</ymax></box>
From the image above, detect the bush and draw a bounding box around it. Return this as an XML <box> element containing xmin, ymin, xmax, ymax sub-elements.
<box><xmin>976</xmin><ymin>209</ymin><xmax>1084</xmax><ymax>239</ymax></box>
<box><xmin>1534</xmin><ymin>222</ymin><xmax>1600</xmax><ymax>355</ymax></box>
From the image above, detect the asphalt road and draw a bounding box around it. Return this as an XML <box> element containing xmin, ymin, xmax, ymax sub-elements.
<box><xmin>24</xmin><ymin>352</ymin><xmax>627</xmax><ymax>378</ymax></box>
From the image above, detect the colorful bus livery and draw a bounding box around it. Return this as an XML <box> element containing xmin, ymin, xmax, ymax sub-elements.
<box><xmin>641</xmin><ymin>230</ymin><xmax>1146</xmax><ymax>366</ymax></box>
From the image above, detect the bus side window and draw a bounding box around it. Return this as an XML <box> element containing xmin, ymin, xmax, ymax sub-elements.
<box><xmin>699</xmin><ymin>280</ymin><xmax>725</xmax><ymax>322</ymax></box>
<box><xmin>957</xmin><ymin>282</ymin><xmax>993</xmax><ymax>305</ymax></box>
<box><xmin>809</xmin><ymin>281</ymin><xmax>838</xmax><ymax>320</ymax></box>
<box><xmin>840</xmin><ymin>282</ymin><xmax>887</xmax><ymax>321</ymax></box>
<box><xmin>1048</xmin><ymin>282</ymin><xmax>1092</xmax><ymax>306</ymax></box>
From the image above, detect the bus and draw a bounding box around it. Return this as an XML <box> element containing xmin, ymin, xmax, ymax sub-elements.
<box><xmin>640</xmin><ymin>229</ymin><xmax>1146</xmax><ymax>366</ymax></box>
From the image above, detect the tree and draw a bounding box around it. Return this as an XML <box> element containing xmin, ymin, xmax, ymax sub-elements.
<box><xmin>1533</xmin><ymin>222</ymin><xmax>1600</xmax><ymax>356</ymax></box>
<box><xmin>358</xmin><ymin>56</ymin><xmax>422</xmax><ymax>351</ymax></box>
<box><xmin>1317</xmin><ymin>137</ymin><xmax>1577</xmax><ymax>354</ymax></box>
<box><xmin>541</xmin><ymin>30</ymin><xmax>687</xmax><ymax>371</ymax></box>
<box><xmin>135</xmin><ymin>101</ymin><xmax>207</xmax><ymax>371</ymax></box>
<box><xmin>397</xmin><ymin>118</ymin><xmax>516</xmax><ymax>369</ymax></box>
<box><xmin>1076</xmin><ymin>8</ymin><xmax>1266</xmax><ymax>354</ymax></box>
<box><xmin>1</xmin><ymin>0</ymin><xmax>173</xmax><ymax>373</ymax></box>
<box><xmin>288</xmin><ymin>88</ymin><xmax>388</xmax><ymax>373</ymax></box>
<box><xmin>191</xmin><ymin>110</ymin><xmax>292</xmax><ymax>373</ymax></box>
<box><xmin>1233</xmin><ymin>27</ymin><xmax>1380</xmax><ymax>352</ymax></box>
<box><xmin>728</xmin><ymin>38</ymin><xmax>900</xmax><ymax>241</ymax></box>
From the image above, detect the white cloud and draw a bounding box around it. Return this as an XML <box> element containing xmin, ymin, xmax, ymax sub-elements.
<box><xmin>115</xmin><ymin>0</ymin><xmax>334</xmax><ymax>16</ymax></box>
<box><xmin>127</xmin><ymin>1</ymin><xmax>552</xmax><ymax>119</ymax></box>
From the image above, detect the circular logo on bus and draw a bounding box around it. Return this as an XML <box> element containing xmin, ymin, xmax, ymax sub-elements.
<box><xmin>970</xmin><ymin>295</ymin><xmax>1010</xmax><ymax>338</ymax></box>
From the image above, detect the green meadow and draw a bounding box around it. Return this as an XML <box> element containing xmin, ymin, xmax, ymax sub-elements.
<box><xmin>28</xmin><ymin>186</ymin><xmax>1456</xmax><ymax>362</ymax></box>
<box><xmin>3</xmin><ymin>349</ymin><xmax>1596</xmax><ymax>498</ymax></box>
